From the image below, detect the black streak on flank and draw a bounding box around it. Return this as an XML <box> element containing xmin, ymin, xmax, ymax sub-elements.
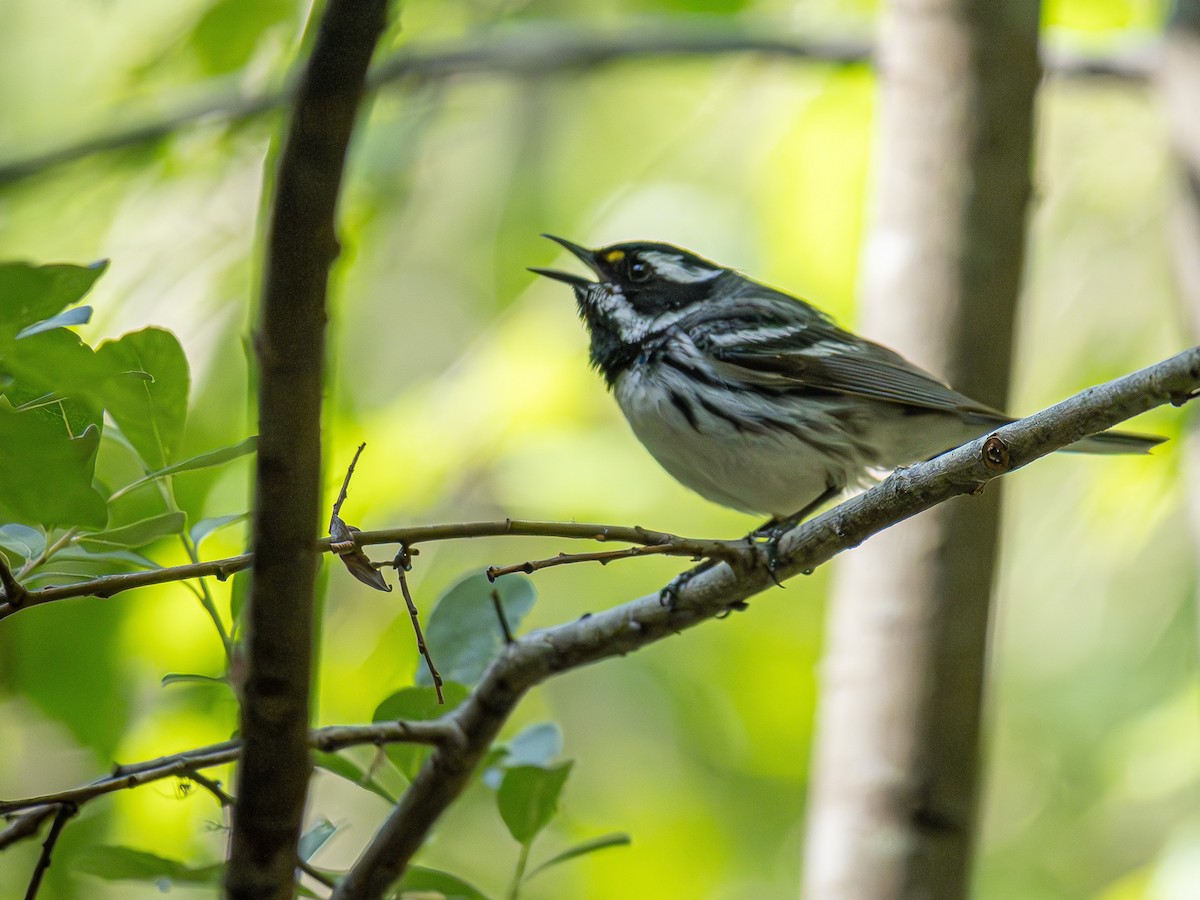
<box><xmin>669</xmin><ymin>390</ymin><xmax>701</xmax><ymax>431</ymax></box>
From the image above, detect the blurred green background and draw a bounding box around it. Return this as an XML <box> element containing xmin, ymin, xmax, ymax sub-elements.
<box><xmin>0</xmin><ymin>0</ymin><xmax>1193</xmax><ymax>897</ymax></box>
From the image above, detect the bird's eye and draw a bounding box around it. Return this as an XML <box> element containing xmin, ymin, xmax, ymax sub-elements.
<box><xmin>628</xmin><ymin>258</ymin><xmax>652</xmax><ymax>283</ymax></box>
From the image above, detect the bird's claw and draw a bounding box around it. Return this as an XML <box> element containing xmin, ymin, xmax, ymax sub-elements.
<box><xmin>659</xmin><ymin>561</ymin><xmax>712</xmax><ymax>609</ymax></box>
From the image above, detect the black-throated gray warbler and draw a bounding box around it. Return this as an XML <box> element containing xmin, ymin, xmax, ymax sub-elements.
<box><xmin>532</xmin><ymin>235</ymin><xmax>1164</xmax><ymax>521</ymax></box>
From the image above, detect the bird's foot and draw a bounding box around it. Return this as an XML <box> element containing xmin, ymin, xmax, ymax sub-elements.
<box><xmin>659</xmin><ymin>559</ymin><xmax>716</xmax><ymax>609</ymax></box>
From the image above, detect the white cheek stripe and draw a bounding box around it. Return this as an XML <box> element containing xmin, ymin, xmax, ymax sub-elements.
<box><xmin>592</xmin><ymin>292</ymin><xmax>694</xmax><ymax>344</ymax></box>
<box><xmin>593</xmin><ymin>291</ymin><xmax>647</xmax><ymax>343</ymax></box>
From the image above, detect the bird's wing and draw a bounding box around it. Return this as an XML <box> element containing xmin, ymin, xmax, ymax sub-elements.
<box><xmin>699</xmin><ymin>310</ymin><xmax>1002</xmax><ymax>417</ymax></box>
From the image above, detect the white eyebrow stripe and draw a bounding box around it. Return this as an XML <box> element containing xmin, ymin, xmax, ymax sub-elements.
<box><xmin>640</xmin><ymin>251</ymin><xmax>722</xmax><ymax>283</ymax></box>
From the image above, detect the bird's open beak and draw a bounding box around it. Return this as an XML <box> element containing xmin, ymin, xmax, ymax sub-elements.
<box><xmin>528</xmin><ymin>234</ymin><xmax>601</xmax><ymax>287</ymax></box>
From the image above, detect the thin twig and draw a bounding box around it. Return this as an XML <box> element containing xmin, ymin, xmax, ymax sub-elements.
<box><xmin>299</xmin><ymin>859</ymin><xmax>337</xmax><ymax>890</ymax></box>
<box><xmin>490</xmin><ymin>589</ymin><xmax>515</xmax><ymax>645</ymax></box>
<box><xmin>331</xmin><ymin>443</ymin><xmax>367</xmax><ymax>524</ymax></box>
<box><xmin>0</xmin><ymin>520</ymin><xmax>709</xmax><ymax>621</ymax></box>
<box><xmin>22</xmin><ymin>803</ymin><xmax>76</xmax><ymax>900</ymax></box>
<box><xmin>396</xmin><ymin>560</ymin><xmax>443</xmax><ymax>704</ymax></box>
<box><xmin>15</xmin><ymin>529</ymin><xmax>77</xmax><ymax>582</ymax></box>
<box><xmin>188</xmin><ymin>772</ymin><xmax>234</xmax><ymax>808</ymax></box>
<box><xmin>486</xmin><ymin>543</ymin><xmax>691</xmax><ymax>580</ymax></box>
<box><xmin>0</xmin><ymin>555</ymin><xmax>28</xmax><ymax>608</ymax></box>
<box><xmin>329</xmin><ymin>445</ymin><xmax>390</xmax><ymax>592</ymax></box>
<box><xmin>0</xmin><ymin>720</ymin><xmax>453</xmax><ymax>830</ymax></box>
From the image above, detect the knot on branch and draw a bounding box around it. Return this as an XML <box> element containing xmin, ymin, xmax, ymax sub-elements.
<box><xmin>981</xmin><ymin>434</ymin><xmax>1012</xmax><ymax>473</ymax></box>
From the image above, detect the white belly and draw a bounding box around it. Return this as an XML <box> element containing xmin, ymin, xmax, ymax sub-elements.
<box><xmin>613</xmin><ymin>363</ymin><xmax>863</xmax><ymax>518</ymax></box>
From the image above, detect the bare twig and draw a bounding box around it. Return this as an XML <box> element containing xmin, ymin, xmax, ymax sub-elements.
<box><xmin>329</xmin><ymin>445</ymin><xmax>391</xmax><ymax>592</ymax></box>
<box><xmin>299</xmin><ymin>859</ymin><xmax>337</xmax><ymax>890</ymax></box>
<box><xmin>0</xmin><ymin>555</ymin><xmax>28</xmax><ymax>608</ymax></box>
<box><xmin>490</xmin><ymin>589</ymin><xmax>515</xmax><ymax>645</ymax></box>
<box><xmin>0</xmin><ymin>719</ymin><xmax>453</xmax><ymax>853</ymax></box>
<box><xmin>331</xmin><ymin>443</ymin><xmax>367</xmax><ymax>524</ymax></box>
<box><xmin>330</xmin><ymin>348</ymin><xmax>1198</xmax><ymax>899</ymax></box>
<box><xmin>0</xmin><ymin>808</ymin><xmax>56</xmax><ymax>853</ymax></box>
<box><xmin>0</xmin><ymin>21</ymin><xmax>1159</xmax><ymax>187</ymax></box>
<box><xmin>188</xmin><ymin>772</ymin><xmax>234</xmax><ymax>808</ymax></box>
<box><xmin>486</xmin><ymin>542</ymin><xmax>694</xmax><ymax>579</ymax></box>
<box><xmin>395</xmin><ymin>546</ymin><xmax>443</xmax><ymax>704</ymax></box>
<box><xmin>22</xmin><ymin>803</ymin><xmax>75</xmax><ymax>900</ymax></box>
<box><xmin>0</xmin><ymin>520</ymin><xmax>712</xmax><ymax>621</ymax></box>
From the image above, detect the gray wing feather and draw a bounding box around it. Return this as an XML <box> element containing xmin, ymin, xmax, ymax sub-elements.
<box><xmin>712</xmin><ymin>336</ymin><xmax>1001</xmax><ymax>417</ymax></box>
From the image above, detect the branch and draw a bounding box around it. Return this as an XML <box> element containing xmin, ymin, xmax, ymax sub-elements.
<box><xmin>21</xmin><ymin>803</ymin><xmax>75</xmax><ymax>900</ymax></box>
<box><xmin>0</xmin><ymin>20</ymin><xmax>1157</xmax><ymax>186</ymax></box>
<box><xmin>331</xmin><ymin>347</ymin><xmax>1198</xmax><ymax>899</ymax></box>
<box><xmin>396</xmin><ymin>558</ymin><xmax>443</xmax><ymax>703</ymax></box>
<box><xmin>0</xmin><ymin>719</ymin><xmax>452</xmax><ymax>849</ymax></box>
<box><xmin>0</xmin><ymin>556</ymin><xmax>28</xmax><ymax>609</ymax></box>
<box><xmin>0</xmin><ymin>521</ymin><xmax>729</xmax><ymax>621</ymax></box>
<box><xmin>228</xmin><ymin>0</ymin><xmax>389</xmax><ymax>894</ymax></box>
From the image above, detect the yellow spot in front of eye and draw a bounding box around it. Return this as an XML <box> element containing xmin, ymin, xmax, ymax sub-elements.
<box><xmin>605</xmin><ymin>250</ymin><xmax>625</xmax><ymax>264</ymax></box>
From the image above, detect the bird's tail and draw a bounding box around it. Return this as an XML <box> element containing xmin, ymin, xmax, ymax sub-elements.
<box><xmin>966</xmin><ymin>412</ymin><xmax>1165</xmax><ymax>455</ymax></box>
<box><xmin>1064</xmin><ymin>428</ymin><xmax>1167</xmax><ymax>455</ymax></box>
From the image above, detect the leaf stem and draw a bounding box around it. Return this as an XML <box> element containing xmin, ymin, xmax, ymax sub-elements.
<box><xmin>506</xmin><ymin>842</ymin><xmax>531</xmax><ymax>900</ymax></box>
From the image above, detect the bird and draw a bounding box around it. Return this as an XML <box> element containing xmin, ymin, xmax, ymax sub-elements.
<box><xmin>531</xmin><ymin>235</ymin><xmax>1164</xmax><ymax>523</ymax></box>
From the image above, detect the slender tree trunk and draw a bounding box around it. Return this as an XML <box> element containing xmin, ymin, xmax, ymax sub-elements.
<box><xmin>1162</xmin><ymin>3</ymin><xmax>1200</xmax><ymax>631</ymax></box>
<box><xmin>801</xmin><ymin>3</ymin><xmax>1042</xmax><ymax>898</ymax></box>
<box><xmin>225</xmin><ymin>1</ymin><xmax>388</xmax><ymax>896</ymax></box>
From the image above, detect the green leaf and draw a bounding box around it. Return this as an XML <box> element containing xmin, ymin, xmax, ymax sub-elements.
<box><xmin>230</xmin><ymin>569</ymin><xmax>250</xmax><ymax>632</ymax></box>
<box><xmin>372</xmin><ymin>684</ymin><xmax>469</xmax><ymax>780</ymax></box>
<box><xmin>78</xmin><ymin>511</ymin><xmax>186</xmax><ymax>549</ymax></box>
<box><xmin>44</xmin><ymin>544</ymin><xmax>160</xmax><ymax>571</ymax></box>
<box><xmin>299</xmin><ymin>818</ymin><xmax>337</xmax><ymax>862</ymax></box>
<box><xmin>190</xmin><ymin>0</ymin><xmax>295</xmax><ymax>76</ymax></box>
<box><xmin>96</xmin><ymin>327</ymin><xmax>189</xmax><ymax>469</ymax></box>
<box><xmin>314</xmin><ymin>750</ymin><xmax>397</xmax><ymax>804</ymax></box>
<box><xmin>121</xmin><ymin>436</ymin><xmax>258</xmax><ymax>496</ymax></box>
<box><xmin>74</xmin><ymin>845</ymin><xmax>223</xmax><ymax>886</ymax></box>
<box><xmin>15</xmin><ymin>305</ymin><xmax>93</xmax><ymax>339</ymax></box>
<box><xmin>416</xmin><ymin>572</ymin><xmax>536</xmax><ymax>687</ymax></box>
<box><xmin>0</xmin><ymin>260</ymin><xmax>107</xmax><ymax>339</ymax></box>
<box><xmin>0</xmin><ymin>402</ymin><xmax>107</xmax><ymax>528</ymax></box>
<box><xmin>507</xmin><ymin>723</ymin><xmax>563</xmax><ymax>767</ymax></box>
<box><xmin>189</xmin><ymin>512</ymin><xmax>248</xmax><ymax>549</ymax></box>
<box><xmin>0</xmin><ymin>523</ymin><xmax>45</xmax><ymax>561</ymax></box>
<box><xmin>497</xmin><ymin>762</ymin><xmax>573</xmax><ymax>846</ymax></box>
<box><xmin>161</xmin><ymin>672</ymin><xmax>228</xmax><ymax>688</ymax></box>
<box><xmin>0</xmin><ymin>328</ymin><xmax>105</xmax><ymax>435</ymax></box>
<box><xmin>524</xmin><ymin>832</ymin><xmax>631</xmax><ymax>881</ymax></box>
<box><xmin>392</xmin><ymin>865</ymin><xmax>490</xmax><ymax>900</ymax></box>
<box><xmin>484</xmin><ymin>722</ymin><xmax>564</xmax><ymax>790</ymax></box>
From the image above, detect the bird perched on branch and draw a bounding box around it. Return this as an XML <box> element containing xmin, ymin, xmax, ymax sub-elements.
<box><xmin>532</xmin><ymin>236</ymin><xmax>1163</xmax><ymax>523</ymax></box>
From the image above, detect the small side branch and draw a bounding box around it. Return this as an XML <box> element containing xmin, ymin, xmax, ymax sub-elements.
<box><xmin>0</xmin><ymin>719</ymin><xmax>453</xmax><ymax>852</ymax></box>
<box><xmin>490</xmin><ymin>589</ymin><xmax>515</xmax><ymax>645</ymax></box>
<box><xmin>0</xmin><ymin>521</ymin><xmax>715</xmax><ymax>622</ymax></box>
<box><xmin>395</xmin><ymin>546</ymin><xmax>443</xmax><ymax>703</ymax></box>
<box><xmin>0</xmin><ymin>556</ymin><xmax>28</xmax><ymax>608</ymax></box>
<box><xmin>487</xmin><ymin>543</ymin><xmax>692</xmax><ymax>578</ymax></box>
<box><xmin>22</xmin><ymin>803</ymin><xmax>75</xmax><ymax>900</ymax></box>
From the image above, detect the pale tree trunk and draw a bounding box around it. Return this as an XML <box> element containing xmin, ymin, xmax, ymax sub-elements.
<box><xmin>1162</xmin><ymin>4</ymin><xmax>1200</xmax><ymax>621</ymax></box>
<box><xmin>801</xmin><ymin>2</ymin><xmax>1042</xmax><ymax>899</ymax></box>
